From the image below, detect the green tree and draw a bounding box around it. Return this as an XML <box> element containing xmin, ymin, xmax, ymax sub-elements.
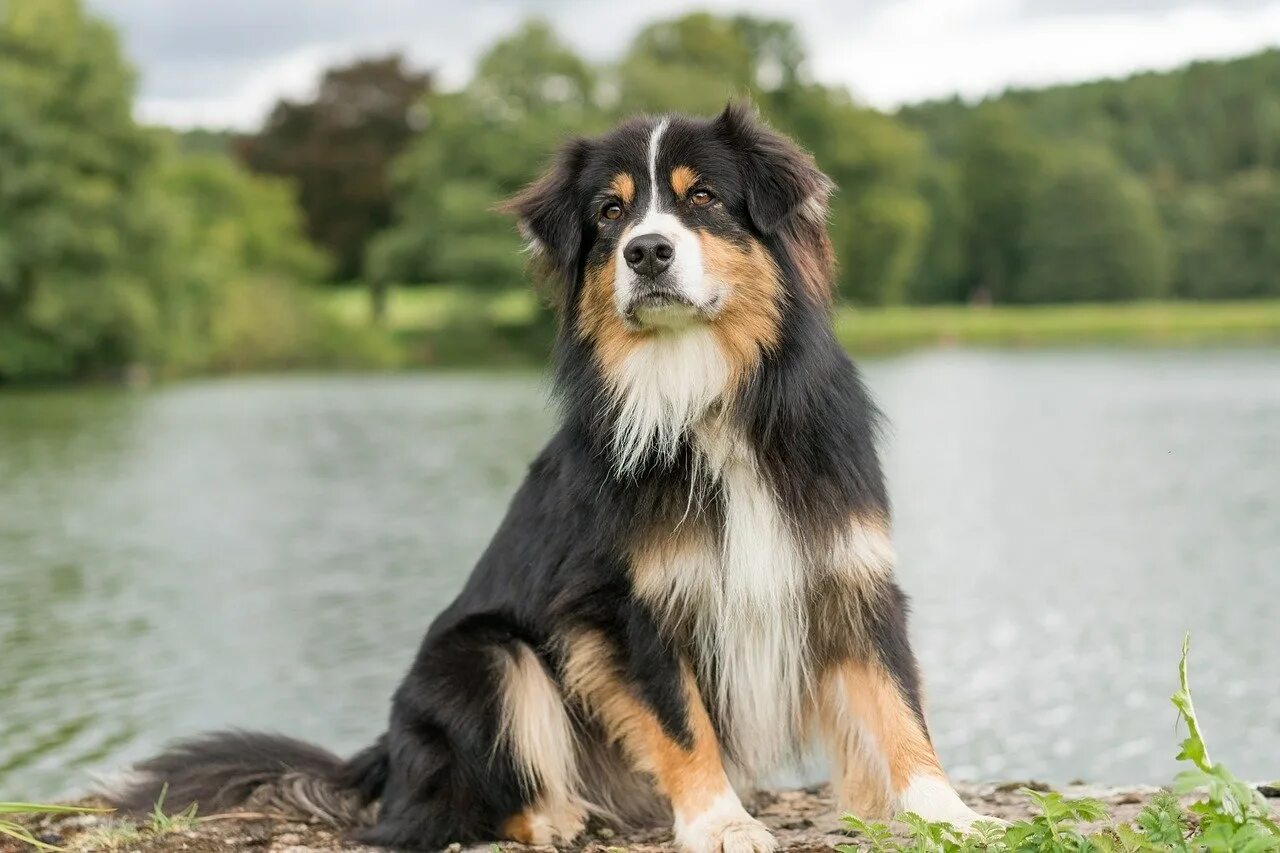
<box><xmin>956</xmin><ymin>102</ymin><xmax>1049</xmax><ymax>303</ymax></box>
<box><xmin>1016</xmin><ymin>148</ymin><xmax>1169</xmax><ymax>302</ymax></box>
<box><xmin>0</xmin><ymin>0</ymin><xmax>165</xmax><ymax>379</ymax></box>
<box><xmin>1178</xmin><ymin>170</ymin><xmax>1280</xmax><ymax>299</ymax></box>
<box><xmin>617</xmin><ymin>13</ymin><xmax>762</xmax><ymax>114</ymax></box>
<box><xmin>790</xmin><ymin>92</ymin><xmax>929</xmax><ymax>305</ymax></box>
<box><xmin>907</xmin><ymin>163</ymin><xmax>967</xmax><ymax>304</ymax></box>
<box><xmin>238</xmin><ymin>55</ymin><xmax>430</xmax><ymax>284</ymax></box>
<box><xmin>369</xmin><ymin>20</ymin><xmax>601</xmax><ymax>290</ymax></box>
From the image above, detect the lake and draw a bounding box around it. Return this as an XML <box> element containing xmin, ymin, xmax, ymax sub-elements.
<box><xmin>2</xmin><ymin>349</ymin><xmax>1278</xmax><ymax>801</ymax></box>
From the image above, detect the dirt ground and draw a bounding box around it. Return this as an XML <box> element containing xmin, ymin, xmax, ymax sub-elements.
<box><xmin>9</xmin><ymin>782</ymin><xmax>1279</xmax><ymax>853</ymax></box>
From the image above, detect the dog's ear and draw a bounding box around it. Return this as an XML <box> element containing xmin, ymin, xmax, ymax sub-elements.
<box><xmin>713</xmin><ymin>102</ymin><xmax>833</xmax><ymax>235</ymax></box>
<box><xmin>502</xmin><ymin>137</ymin><xmax>592</xmax><ymax>289</ymax></box>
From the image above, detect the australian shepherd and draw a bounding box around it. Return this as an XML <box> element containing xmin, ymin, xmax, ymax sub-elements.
<box><xmin>110</xmin><ymin>104</ymin><xmax>992</xmax><ymax>851</ymax></box>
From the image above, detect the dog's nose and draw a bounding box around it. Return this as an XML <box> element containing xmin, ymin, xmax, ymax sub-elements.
<box><xmin>623</xmin><ymin>233</ymin><xmax>674</xmax><ymax>277</ymax></box>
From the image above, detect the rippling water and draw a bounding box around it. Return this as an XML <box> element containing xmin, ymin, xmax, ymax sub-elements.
<box><xmin>2</xmin><ymin>350</ymin><xmax>1278</xmax><ymax>800</ymax></box>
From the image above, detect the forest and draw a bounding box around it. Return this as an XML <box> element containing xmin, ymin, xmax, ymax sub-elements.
<box><xmin>3</xmin><ymin>0</ymin><xmax>1280</xmax><ymax>382</ymax></box>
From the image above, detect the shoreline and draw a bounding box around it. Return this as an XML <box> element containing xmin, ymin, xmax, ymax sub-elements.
<box><xmin>11</xmin><ymin>783</ymin><xmax>1279</xmax><ymax>852</ymax></box>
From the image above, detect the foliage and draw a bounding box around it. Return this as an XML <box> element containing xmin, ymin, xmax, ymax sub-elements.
<box><xmin>0</xmin><ymin>0</ymin><xmax>166</xmax><ymax>380</ymax></box>
<box><xmin>833</xmin><ymin>639</ymin><xmax>1279</xmax><ymax>852</ymax></box>
<box><xmin>1015</xmin><ymin>148</ymin><xmax>1169</xmax><ymax>303</ymax></box>
<box><xmin>238</xmin><ymin>55</ymin><xmax>431</xmax><ymax>281</ymax></box>
<box><xmin>367</xmin><ymin>20</ymin><xmax>605</xmax><ymax>292</ymax></box>
<box><xmin>0</xmin><ymin>0</ymin><xmax>394</xmax><ymax>383</ymax></box>
<box><xmin>8</xmin><ymin>4</ymin><xmax>1280</xmax><ymax>382</ymax></box>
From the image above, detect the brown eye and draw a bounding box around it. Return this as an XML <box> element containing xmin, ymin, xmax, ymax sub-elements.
<box><xmin>601</xmin><ymin>201</ymin><xmax>623</xmax><ymax>221</ymax></box>
<box><xmin>690</xmin><ymin>188</ymin><xmax>715</xmax><ymax>207</ymax></box>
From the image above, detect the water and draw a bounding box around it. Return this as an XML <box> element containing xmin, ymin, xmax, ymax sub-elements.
<box><xmin>2</xmin><ymin>350</ymin><xmax>1278</xmax><ymax>800</ymax></box>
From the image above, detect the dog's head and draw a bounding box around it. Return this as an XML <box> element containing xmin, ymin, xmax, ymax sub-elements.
<box><xmin>506</xmin><ymin>104</ymin><xmax>833</xmax><ymax>364</ymax></box>
<box><xmin>506</xmin><ymin>104</ymin><xmax>835</xmax><ymax>469</ymax></box>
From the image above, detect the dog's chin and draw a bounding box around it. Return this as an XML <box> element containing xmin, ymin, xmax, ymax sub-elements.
<box><xmin>623</xmin><ymin>291</ymin><xmax>720</xmax><ymax>332</ymax></box>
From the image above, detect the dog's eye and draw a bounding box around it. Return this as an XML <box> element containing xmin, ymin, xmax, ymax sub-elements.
<box><xmin>689</xmin><ymin>188</ymin><xmax>715</xmax><ymax>207</ymax></box>
<box><xmin>600</xmin><ymin>202</ymin><xmax>624</xmax><ymax>221</ymax></box>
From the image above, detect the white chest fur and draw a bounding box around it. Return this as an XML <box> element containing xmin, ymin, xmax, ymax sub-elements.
<box><xmin>617</xmin><ymin>333</ymin><xmax>897</xmax><ymax>779</ymax></box>
<box><xmin>630</xmin><ymin>419</ymin><xmax>811</xmax><ymax>778</ymax></box>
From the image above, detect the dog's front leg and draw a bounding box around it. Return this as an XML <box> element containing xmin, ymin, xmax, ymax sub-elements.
<box><xmin>818</xmin><ymin>583</ymin><xmax>992</xmax><ymax>831</ymax></box>
<box><xmin>563</xmin><ymin>629</ymin><xmax>776</xmax><ymax>853</ymax></box>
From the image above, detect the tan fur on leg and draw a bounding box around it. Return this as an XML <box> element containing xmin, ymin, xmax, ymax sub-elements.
<box><xmin>563</xmin><ymin>631</ymin><xmax>776</xmax><ymax>853</ymax></box>
<box><xmin>819</xmin><ymin>659</ymin><xmax>989</xmax><ymax>829</ymax></box>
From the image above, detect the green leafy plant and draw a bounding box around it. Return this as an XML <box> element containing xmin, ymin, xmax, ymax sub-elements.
<box><xmin>0</xmin><ymin>802</ymin><xmax>110</xmax><ymax>851</ymax></box>
<box><xmin>836</xmin><ymin>636</ymin><xmax>1278</xmax><ymax>851</ymax></box>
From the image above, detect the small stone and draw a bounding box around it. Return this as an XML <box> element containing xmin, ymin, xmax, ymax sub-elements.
<box><xmin>1114</xmin><ymin>792</ymin><xmax>1143</xmax><ymax>804</ymax></box>
<box><xmin>446</xmin><ymin>843</ymin><xmax>463</xmax><ymax>852</ymax></box>
<box><xmin>596</xmin><ymin>826</ymin><xmax>616</xmax><ymax>839</ymax></box>
<box><xmin>1259</xmin><ymin>785</ymin><xmax>1280</xmax><ymax>799</ymax></box>
<box><xmin>275</xmin><ymin>832</ymin><xmax>302</xmax><ymax>845</ymax></box>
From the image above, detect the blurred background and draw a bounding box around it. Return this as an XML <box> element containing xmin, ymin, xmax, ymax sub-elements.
<box><xmin>1</xmin><ymin>0</ymin><xmax>1278</xmax><ymax>801</ymax></box>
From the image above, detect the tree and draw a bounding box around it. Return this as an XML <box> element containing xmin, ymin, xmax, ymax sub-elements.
<box><xmin>369</xmin><ymin>20</ymin><xmax>602</xmax><ymax>291</ymax></box>
<box><xmin>1015</xmin><ymin>148</ymin><xmax>1169</xmax><ymax>303</ymax></box>
<box><xmin>617</xmin><ymin>13</ymin><xmax>762</xmax><ymax>114</ymax></box>
<box><xmin>238</xmin><ymin>55</ymin><xmax>431</xmax><ymax>285</ymax></box>
<box><xmin>773</xmin><ymin>86</ymin><xmax>929</xmax><ymax>304</ymax></box>
<box><xmin>955</xmin><ymin>103</ymin><xmax>1049</xmax><ymax>303</ymax></box>
<box><xmin>0</xmin><ymin>0</ymin><xmax>166</xmax><ymax>379</ymax></box>
<box><xmin>1177</xmin><ymin>170</ymin><xmax>1280</xmax><ymax>299</ymax></box>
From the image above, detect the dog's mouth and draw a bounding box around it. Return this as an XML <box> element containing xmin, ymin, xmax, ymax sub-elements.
<box><xmin>623</xmin><ymin>283</ymin><xmax>717</xmax><ymax>330</ymax></box>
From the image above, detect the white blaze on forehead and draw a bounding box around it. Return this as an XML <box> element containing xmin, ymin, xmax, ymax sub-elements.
<box><xmin>646</xmin><ymin>118</ymin><xmax>669</xmax><ymax>216</ymax></box>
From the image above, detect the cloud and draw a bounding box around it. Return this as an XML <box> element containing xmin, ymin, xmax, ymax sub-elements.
<box><xmin>86</xmin><ymin>0</ymin><xmax>1280</xmax><ymax>128</ymax></box>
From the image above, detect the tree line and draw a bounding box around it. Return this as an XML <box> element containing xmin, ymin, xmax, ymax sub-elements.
<box><xmin>3</xmin><ymin>1</ymin><xmax>1279</xmax><ymax>382</ymax></box>
<box><xmin>243</xmin><ymin>15</ymin><xmax>1280</xmax><ymax>310</ymax></box>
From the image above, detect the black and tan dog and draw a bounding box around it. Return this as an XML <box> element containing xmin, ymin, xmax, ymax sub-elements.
<box><xmin>110</xmin><ymin>104</ymin><xmax>991</xmax><ymax>852</ymax></box>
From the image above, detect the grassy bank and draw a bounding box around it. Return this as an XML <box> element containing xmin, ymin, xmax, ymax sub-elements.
<box><xmin>325</xmin><ymin>287</ymin><xmax>1280</xmax><ymax>366</ymax></box>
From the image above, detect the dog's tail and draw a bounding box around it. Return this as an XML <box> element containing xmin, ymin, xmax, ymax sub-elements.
<box><xmin>103</xmin><ymin>730</ymin><xmax>389</xmax><ymax>827</ymax></box>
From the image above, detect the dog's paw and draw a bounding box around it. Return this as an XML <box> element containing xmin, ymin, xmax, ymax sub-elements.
<box><xmin>501</xmin><ymin>799</ymin><xmax>587</xmax><ymax>845</ymax></box>
<box><xmin>675</xmin><ymin>797</ymin><xmax>777</xmax><ymax>853</ymax></box>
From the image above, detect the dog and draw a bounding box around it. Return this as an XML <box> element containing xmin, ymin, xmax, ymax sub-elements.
<box><xmin>108</xmin><ymin>104</ymin><xmax>991</xmax><ymax>852</ymax></box>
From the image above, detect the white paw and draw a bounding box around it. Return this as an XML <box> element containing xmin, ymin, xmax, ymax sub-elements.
<box><xmin>897</xmin><ymin>775</ymin><xmax>1003</xmax><ymax>832</ymax></box>
<box><xmin>675</xmin><ymin>794</ymin><xmax>776</xmax><ymax>853</ymax></box>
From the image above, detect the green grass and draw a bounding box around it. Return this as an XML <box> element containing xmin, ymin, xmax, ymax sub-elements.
<box><xmin>833</xmin><ymin>301</ymin><xmax>1280</xmax><ymax>353</ymax></box>
<box><xmin>836</xmin><ymin>637</ymin><xmax>1279</xmax><ymax>852</ymax></box>
<box><xmin>0</xmin><ymin>802</ymin><xmax>109</xmax><ymax>851</ymax></box>
<box><xmin>324</xmin><ymin>286</ymin><xmax>1280</xmax><ymax>367</ymax></box>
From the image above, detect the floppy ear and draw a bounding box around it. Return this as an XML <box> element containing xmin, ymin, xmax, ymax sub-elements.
<box><xmin>502</xmin><ymin>137</ymin><xmax>592</xmax><ymax>288</ymax></box>
<box><xmin>713</xmin><ymin>102</ymin><xmax>834</xmax><ymax>234</ymax></box>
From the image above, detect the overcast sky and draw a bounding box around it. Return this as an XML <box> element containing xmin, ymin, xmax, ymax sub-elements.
<box><xmin>87</xmin><ymin>0</ymin><xmax>1280</xmax><ymax>129</ymax></box>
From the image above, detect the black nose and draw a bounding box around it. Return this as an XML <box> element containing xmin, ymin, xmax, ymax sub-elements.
<box><xmin>623</xmin><ymin>233</ymin><xmax>674</xmax><ymax>277</ymax></box>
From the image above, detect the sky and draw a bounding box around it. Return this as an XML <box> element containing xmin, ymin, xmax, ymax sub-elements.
<box><xmin>88</xmin><ymin>0</ymin><xmax>1280</xmax><ymax>130</ymax></box>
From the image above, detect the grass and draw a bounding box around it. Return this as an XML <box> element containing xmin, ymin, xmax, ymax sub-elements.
<box><xmin>324</xmin><ymin>285</ymin><xmax>1280</xmax><ymax>366</ymax></box>
<box><xmin>836</xmin><ymin>637</ymin><xmax>1280</xmax><ymax>852</ymax></box>
<box><xmin>832</xmin><ymin>301</ymin><xmax>1280</xmax><ymax>353</ymax></box>
<box><xmin>0</xmin><ymin>803</ymin><xmax>109</xmax><ymax>851</ymax></box>
<box><xmin>0</xmin><ymin>785</ymin><xmax>197</xmax><ymax>852</ymax></box>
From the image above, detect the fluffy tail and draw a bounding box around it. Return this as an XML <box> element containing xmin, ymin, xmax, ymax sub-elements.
<box><xmin>104</xmin><ymin>730</ymin><xmax>389</xmax><ymax>827</ymax></box>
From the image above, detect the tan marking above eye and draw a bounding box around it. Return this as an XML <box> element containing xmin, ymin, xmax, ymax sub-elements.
<box><xmin>670</xmin><ymin>165</ymin><xmax>698</xmax><ymax>198</ymax></box>
<box><xmin>610</xmin><ymin>173</ymin><xmax>636</xmax><ymax>205</ymax></box>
